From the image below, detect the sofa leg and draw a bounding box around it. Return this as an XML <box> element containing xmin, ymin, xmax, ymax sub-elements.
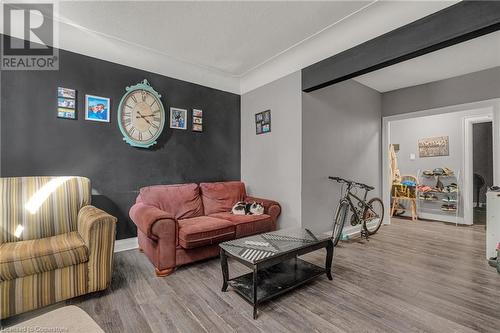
<box><xmin>155</xmin><ymin>267</ymin><xmax>175</xmax><ymax>277</ymax></box>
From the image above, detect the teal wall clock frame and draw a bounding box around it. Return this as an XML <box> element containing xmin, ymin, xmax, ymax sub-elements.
<box><xmin>117</xmin><ymin>79</ymin><xmax>166</xmax><ymax>148</ymax></box>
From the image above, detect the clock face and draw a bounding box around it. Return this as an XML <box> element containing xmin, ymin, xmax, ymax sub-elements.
<box><xmin>117</xmin><ymin>80</ymin><xmax>165</xmax><ymax>148</ymax></box>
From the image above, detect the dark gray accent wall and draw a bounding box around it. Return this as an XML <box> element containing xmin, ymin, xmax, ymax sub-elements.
<box><xmin>302</xmin><ymin>1</ymin><xmax>500</xmax><ymax>92</ymax></box>
<box><xmin>1</xmin><ymin>45</ymin><xmax>241</xmax><ymax>239</ymax></box>
<box><xmin>382</xmin><ymin>66</ymin><xmax>500</xmax><ymax>116</ymax></box>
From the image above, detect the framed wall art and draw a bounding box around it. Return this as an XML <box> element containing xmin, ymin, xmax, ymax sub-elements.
<box><xmin>192</xmin><ymin>109</ymin><xmax>203</xmax><ymax>132</ymax></box>
<box><xmin>418</xmin><ymin>136</ymin><xmax>449</xmax><ymax>157</ymax></box>
<box><xmin>255</xmin><ymin>109</ymin><xmax>271</xmax><ymax>135</ymax></box>
<box><xmin>85</xmin><ymin>95</ymin><xmax>110</xmax><ymax>122</ymax></box>
<box><xmin>170</xmin><ymin>107</ymin><xmax>187</xmax><ymax>130</ymax></box>
<box><xmin>57</xmin><ymin>87</ymin><xmax>77</xmax><ymax>119</ymax></box>
<box><xmin>57</xmin><ymin>87</ymin><xmax>76</xmax><ymax>99</ymax></box>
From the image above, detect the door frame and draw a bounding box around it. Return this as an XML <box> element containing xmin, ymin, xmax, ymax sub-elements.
<box><xmin>463</xmin><ymin>115</ymin><xmax>494</xmax><ymax>225</ymax></box>
<box><xmin>382</xmin><ymin>98</ymin><xmax>500</xmax><ymax>225</ymax></box>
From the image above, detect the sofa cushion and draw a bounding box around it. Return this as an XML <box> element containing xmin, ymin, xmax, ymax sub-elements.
<box><xmin>209</xmin><ymin>212</ymin><xmax>273</xmax><ymax>238</ymax></box>
<box><xmin>139</xmin><ymin>183</ymin><xmax>204</xmax><ymax>219</ymax></box>
<box><xmin>0</xmin><ymin>232</ymin><xmax>89</xmax><ymax>281</ymax></box>
<box><xmin>199</xmin><ymin>181</ymin><xmax>246</xmax><ymax>215</ymax></box>
<box><xmin>178</xmin><ymin>216</ymin><xmax>235</xmax><ymax>249</ymax></box>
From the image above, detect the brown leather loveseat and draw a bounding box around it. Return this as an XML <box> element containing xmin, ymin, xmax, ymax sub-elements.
<box><xmin>130</xmin><ymin>181</ymin><xmax>280</xmax><ymax>276</ymax></box>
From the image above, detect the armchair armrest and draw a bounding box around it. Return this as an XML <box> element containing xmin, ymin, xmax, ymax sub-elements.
<box><xmin>129</xmin><ymin>203</ymin><xmax>176</xmax><ymax>240</ymax></box>
<box><xmin>77</xmin><ymin>205</ymin><xmax>117</xmax><ymax>292</ymax></box>
<box><xmin>245</xmin><ymin>196</ymin><xmax>281</xmax><ymax>223</ymax></box>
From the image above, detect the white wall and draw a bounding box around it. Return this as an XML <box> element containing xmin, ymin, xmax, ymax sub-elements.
<box><xmin>301</xmin><ymin>80</ymin><xmax>382</xmax><ymax>233</ymax></box>
<box><xmin>391</xmin><ymin>112</ymin><xmax>468</xmax><ymax>179</ymax></box>
<box><xmin>241</xmin><ymin>71</ymin><xmax>302</xmax><ymax>229</ymax></box>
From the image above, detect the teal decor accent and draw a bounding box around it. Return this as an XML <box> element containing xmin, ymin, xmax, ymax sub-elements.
<box><xmin>117</xmin><ymin>79</ymin><xmax>166</xmax><ymax>148</ymax></box>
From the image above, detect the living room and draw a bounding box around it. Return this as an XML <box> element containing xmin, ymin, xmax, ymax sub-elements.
<box><xmin>1</xmin><ymin>1</ymin><xmax>500</xmax><ymax>332</ymax></box>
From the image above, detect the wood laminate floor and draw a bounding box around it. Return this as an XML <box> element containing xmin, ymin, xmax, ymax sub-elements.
<box><xmin>3</xmin><ymin>218</ymin><xmax>500</xmax><ymax>332</ymax></box>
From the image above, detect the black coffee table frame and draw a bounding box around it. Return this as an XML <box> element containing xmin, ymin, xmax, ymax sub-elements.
<box><xmin>220</xmin><ymin>236</ymin><xmax>333</xmax><ymax>319</ymax></box>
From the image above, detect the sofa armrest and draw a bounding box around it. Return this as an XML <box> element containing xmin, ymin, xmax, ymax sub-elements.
<box><xmin>129</xmin><ymin>202</ymin><xmax>176</xmax><ymax>240</ymax></box>
<box><xmin>245</xmin><ymin>196</ymin><xmax>281</xmax><ymax>224</ymax></box>
<box><xmin>77</xmin><ymin>205</ymin><xmax>117</xmax><ymax>292</ymax></box>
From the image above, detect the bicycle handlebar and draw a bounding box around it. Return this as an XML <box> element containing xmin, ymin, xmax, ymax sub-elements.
<box><xmin>328</xmin><ymin>176</ymin><xmax>374</xmax><ymax>191</ymax></box>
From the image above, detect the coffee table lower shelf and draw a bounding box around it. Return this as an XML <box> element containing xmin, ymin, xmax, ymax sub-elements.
<box><xmin>228</xmin><ymin>258</ymin><xmax>325</xmax><ymax>308</ymax></box>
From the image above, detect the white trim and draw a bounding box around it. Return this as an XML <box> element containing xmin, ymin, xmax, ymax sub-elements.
<box><xmin>382</xmin><ymin>98</ymin><xmax>500</xmax><ymax>226</ymax></box>
<box><xmin>382</xmin><ymin>112</ymin><xmax>391</xmax><ymax>225</ymax></box>
<box><xmin>419</xmin><ymin>212</ymin><xmax>464</xmax><ymax>225</ymax></box>
<box><xmin>114</xmin><ymin>237</ymin><xmax>138</xmax><ymax>253</ymax></box>
<box><xmin>323</xmin><ymin>224</ymin><xmax>362</xmax><ymax>241</ymax></box>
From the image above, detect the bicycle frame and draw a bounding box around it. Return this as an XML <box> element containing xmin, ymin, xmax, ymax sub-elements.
<box><xmin>341</xmin><ymin>185</ymin><xmax>372</xmax><ymax>225</ymax></box>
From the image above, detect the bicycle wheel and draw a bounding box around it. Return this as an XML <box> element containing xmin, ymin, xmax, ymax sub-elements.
<box><xmin>362</xmin><ymin>198</ymin><xmax>384</xmax><ymax>235</ymax></box>
<box><xmin>332</xmin><ymin>201</ymin><xmax>349</xmax><ymax>246</ymax></box>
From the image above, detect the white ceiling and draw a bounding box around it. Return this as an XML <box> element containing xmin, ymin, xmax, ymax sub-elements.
<box><xmin>354</xmin><ymin>30</ymin><xmax>500</xmax><ymax>93</ymax></box>
<box><xmin>2</xmin><ymin>1</ymin><xmax>460</xmax><ymax>93</ymax></box>
<box><xmin>57</xmin><ymin>1</ymin><xmax>371</xmax><ymax>76</ymax></box>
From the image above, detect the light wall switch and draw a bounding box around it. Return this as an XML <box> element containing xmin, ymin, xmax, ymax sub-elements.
<box><xmin>409</xmin><ymin>153</ymin><xmax>416</xmax><ymax>160</ymax></box>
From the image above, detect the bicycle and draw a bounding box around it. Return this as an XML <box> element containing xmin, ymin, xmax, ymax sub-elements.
<box><xmin>328</xmin><ymin>176</ymin><xmax>384</xmax><ymax>246</ymax></box>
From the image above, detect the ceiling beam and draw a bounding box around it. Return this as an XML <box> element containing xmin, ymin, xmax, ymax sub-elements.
<box><xmin>302</xmin><ymin>1</ymin><xmax>500</xmax><ymax>93</ymax></box>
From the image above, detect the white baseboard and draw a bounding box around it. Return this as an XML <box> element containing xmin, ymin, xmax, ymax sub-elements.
<box><xmin>418</xmin><ymin>212</ymin><xmax>466</xmax><ymax>225</ymax></box>
<box><xmin>323</xmin><ymin>225</ymin><xmax>362</xmax><ymax>241</ymax></box>
<box><xmin>114</xmin><ymin>237</ymin><xmax>138</xmax><ymax>252</ymax></box>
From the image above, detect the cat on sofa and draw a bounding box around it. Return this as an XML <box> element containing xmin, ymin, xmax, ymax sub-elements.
<box><xmin>231</xmin><ymin>201</ymin><xmax>264</xmax><ymax>215</ymax></box>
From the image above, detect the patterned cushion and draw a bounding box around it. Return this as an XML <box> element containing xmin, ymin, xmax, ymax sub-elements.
<box><xmin>0</xmin><ymin>263</ymin><xmax>88</xmax><ymax>319</ymax></box>
<box><xmin>0</xmin><ymin>232</ymin><xmax>89</xmax><ymax>281</ymax></box>
<box><xmin>0</xmin><ymin>176</ymin><xmax>91</xmax><ymax>243</ymax></box>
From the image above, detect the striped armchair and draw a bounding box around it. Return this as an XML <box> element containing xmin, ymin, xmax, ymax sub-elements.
<box><xmin>0</xmin><ymin>176</ymin><xmax>117</xmax><ymax>319</ymax></box>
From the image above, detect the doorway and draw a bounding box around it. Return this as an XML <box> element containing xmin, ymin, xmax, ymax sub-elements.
<box><xmin>471</xmin><ymin>121</ymin><xmax>493</xmax><ymax>225</ymax></box>
<box><xmin>382</xmin><ymin>101</ymin><xmax>500</xmax><ymax>226</ymax></box>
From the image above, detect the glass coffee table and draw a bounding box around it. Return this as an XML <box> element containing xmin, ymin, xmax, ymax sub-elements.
<box><xmin>219</xmin><ymin>228</ymin><xmax>334</xmax><ymax>319</ymax></box>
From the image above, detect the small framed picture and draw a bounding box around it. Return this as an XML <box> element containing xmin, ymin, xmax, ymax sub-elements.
<box><xmin>263</xmin><ymin>110</ymin><xmax>270</xmax><ymax>122</ymax></box>
<box><xmin>57</xmin><ymin>87</ymin><xmax>76</xmax><ymax>99</ymax></box>
<box><xmin>256</xmin><ymin>123</ymin><xmax>262</xmax><ymax>134</ymax></box>
<box><xmin>85</xmin><ymin>95</ymin><xmax>110</xmax><ymax>122</ymax></box>
<box><xmin>193</xmin><ymin>117</ymin><xmax>203</xmax><ymax>124</ymax></box>
<box><xmin>58</xmin><ymin>97</ymin><xmax>75</xmax><ymax>109</ymax></box>
<box><xmin>193</xmin><ymin>109</ymin><xmax>203</xmax><ymax>117</ymax></box>
<box><xmin>58</xmin><ymin>107</ymin><xmax>76</xmax><ymax>119</ymax></box>
<box><xmin>193</xmin><ymin>124</ymin><xmax>203</xmax><ymax>132</ymax></box>
<box><xmin>170</xmin><ymin>107</ymin><xmax>187</xmax><ymax>130</ymax></box>
<box><xmin>255</xmin><ymin>109</ymin><xmax>271</xmax><ymax>135</ymax></box>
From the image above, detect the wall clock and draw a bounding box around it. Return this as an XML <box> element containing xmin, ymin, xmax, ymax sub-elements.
<box><xmin>117</xmin><ymin>79</ymin><xmax>165</xmax><ymax>148</ymax></box>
